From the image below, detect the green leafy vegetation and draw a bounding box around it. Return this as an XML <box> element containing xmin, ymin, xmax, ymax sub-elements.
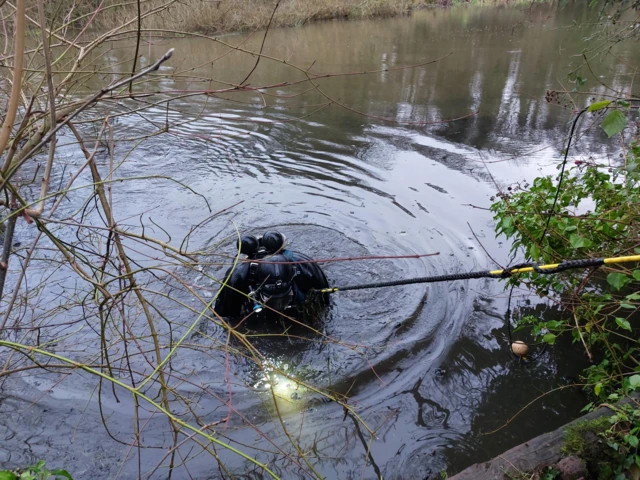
<box><xmin>491</xmin><ymin>90</ymin><xmax>640</xmax><ymax>477</ymax></box>
<box><xmin>0</xmin><ymin>461</ymin><xmax>73</xmax><ymax>480</ymax></box>
<box><xmin>540</xmin><ymin>467</ymin><xmax>561</xmax><ymax>480</ymax></box>
<box><xmin>490</xmin><ymin>4</ymin><xmax>640</xmax><ymax>470</ymax></box>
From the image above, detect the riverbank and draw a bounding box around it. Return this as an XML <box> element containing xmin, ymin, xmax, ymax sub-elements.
<box><xmin>94</xmin><ymin>0</ymin><xmax>547</xmax><ymax>34</ymax></box>
<box><xmin>448</xmin><ymin>396</ymin><xmax>638</xmax><ymax>480</ymax></box>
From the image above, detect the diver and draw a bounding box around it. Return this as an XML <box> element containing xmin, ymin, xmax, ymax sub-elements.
<box><xmin>214</xmin><ymin>230</ymin><xmax>329</xmax><ymax>319</ymax></box>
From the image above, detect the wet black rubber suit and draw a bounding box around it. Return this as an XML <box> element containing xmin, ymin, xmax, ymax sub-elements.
<box><xmin>214</xmin><ymin>249</ymin><xmax>329</xmax><ymax>318</ymax></box>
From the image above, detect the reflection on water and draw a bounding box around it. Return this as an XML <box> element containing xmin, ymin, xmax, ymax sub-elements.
<box><xmin>1</xmin><ymin>2</ymin><xmax>638</xmax><ymax>479</ymax></box>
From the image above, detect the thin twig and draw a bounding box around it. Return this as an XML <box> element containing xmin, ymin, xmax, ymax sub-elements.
<box><xmin>238</xmin><ymin>0</ymin><xmax>281</xmax><ymax>86</ymax></box>
<box><xmin>35</xmin><ymin>0</ymin><xmax>57</xmax><ymax>215</ymax></box>
<box><xmin>128</xmin><ymin>0</ymin><xmax>142</xmax><ymax>95</ymax></box>
<box><xmin>0</xmin><ymin>193</ymin><xmax>17</xmax><ymax>300</ymax></box>
<box><xmin>0</xmin><ymin>0</ymin><xmax>25</xmax><ymax>163</ymax></box>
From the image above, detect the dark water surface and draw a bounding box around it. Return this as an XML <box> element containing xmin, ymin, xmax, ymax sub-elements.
<box><xmin>1</xmin><ymin>3</ymin><xmax>639</xmax><ymax>479</ymax></box>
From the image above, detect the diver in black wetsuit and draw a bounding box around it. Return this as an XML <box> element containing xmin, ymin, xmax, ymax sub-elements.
<box><xmin>214</xmin><ymin>231</ymin><xmax>329</xmax><ymax>319</ymax></box>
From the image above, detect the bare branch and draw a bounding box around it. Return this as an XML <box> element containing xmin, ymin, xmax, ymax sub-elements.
<box><xmin>0</xmin><ymin>0</ymin><xmax>24</xmax><ymax>162</ymax></box>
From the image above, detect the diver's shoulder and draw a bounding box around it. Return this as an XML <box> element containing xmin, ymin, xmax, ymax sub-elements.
<box><xmin>283</xmin><ymin>250</ymin><xmax>315</xmax><ymax>262</ymax></box>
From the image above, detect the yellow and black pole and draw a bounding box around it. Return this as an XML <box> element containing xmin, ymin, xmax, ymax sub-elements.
<box><xmin>317</xmin><ymin>254</ymin><xmax>640</xmax><ymax>294</ymax></box>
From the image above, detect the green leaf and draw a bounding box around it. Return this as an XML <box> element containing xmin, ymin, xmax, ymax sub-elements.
<box><xmin>501</xmin><ymin>216</ymin><xmax>514</xmax><ymax>234</ymax></box>
<box><xmin>569</xmin><ymin>234</ymin><xmax>593</xmax><ymax>249</ymax></box>
<box><xmin>616</xmin><ymin>317</ymin><xmax>632</xmax><ymax>332</ymax></box>
<box><xmin>545</xmin><ymin>320</ymin><xmax>563</xmax><ymax>329</ymax></box>
<box><xmin>630</xmin><ymin>375</ymin><xmax>640</xmax><ymax>388</ymax></box>
<box><xmin>608</xmin><ymin>272</ymin><xmax>631</xmax><ymax>291</ymax></box>
<box><xmin>626</xmin><ymin>293</ymin><xmax>640</xmax><ymax>301</ymax></box>
<box><xmin>628</xmin><ymin>435</ymin><xmax>639</xmax><ymax>448</ymax></box>
<box><xmin>621</xmin><ymin>303</ymin><xmax>636</xmax><ymax>309</ymax></box>
<box><xmin>601</xmin><ymin>110</ymin><xmax>627</xmax><ymax>137</ymax></box>
<box><xmin>634</xmin><ymin>270</ymin><xmax>640</xmax><ymax>281</ymax></box>
<box><xmin>0</xmin><ymin>472</ymin><xmax>18</xmax><ymax>480</ymax></box>
<box><xmin>617</xmin><ymin>99</ymin><xmax>631</xmax><ymax>108</ymax></box>
<box><xmin>581</xmin><ymin>402</ymin><xmax>594</xmax><ymax>412</ymax></box>
<box><xmin>530</xmin><ymin>244</ymin><xmax>541</xmax><ymax>260</ymax></box>
<box><xmin>543</xmin><ymin>333</ymin><xmax>557</xmax><ymax>345</ymax></box>
<box><xmin>595</xmin><ymin>383</ymin><xmax>603</xmax><ymax>396</ymax></box>
<box><xmin>588</xmin><ymin>100</ymin><xmax>611</xmax><ymax>112</ymax></box>
<box><xmin>51</xmin><ymin>471</ymin><xmax>73</xmax><ymax>480</ymax></box>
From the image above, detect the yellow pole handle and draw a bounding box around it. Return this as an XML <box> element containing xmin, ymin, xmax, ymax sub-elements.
<box><xmin>488</xmin><ymin>254</ymin><xmax>640</xmax><ymax>276</ymax></box>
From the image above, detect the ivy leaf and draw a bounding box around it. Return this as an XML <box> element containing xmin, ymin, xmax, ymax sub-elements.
<box><xmin>615</xmin><ymin>317</ymin><xmax>632</xmax><ymax>332</ymax></box>
<box><xmin>569</xmin><ymin>234</ymin><xmax>593</xmax><ymax>249</ymax></box>
<box><xmin>608</xmin><ymin>272</ymin><xmax>631</xmax><ymax>291</ymax></box>
<box><xmin>601</xmin><ymin>110</ymin><xmax>627</xmax><ymax>137</ymax></box>
<box><xmin>588</xmin><ymin>100</ymin><xmax>611</xmax><ymax>112</ymax></box>
<box><xmin>543</xmin><ymin>333</ymin><xmax>557</xmax><ymax>345</ymax></box>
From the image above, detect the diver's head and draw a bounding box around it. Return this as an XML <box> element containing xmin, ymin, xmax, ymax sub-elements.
<box><xmin>237</xmin><ymin>231</ymin><xmax>288</xmax><ymax>259</ymax></box>
<box><xmin>262</xmin><ymin>230</ymin><xmax>288</xmax><ymax>254</ymax></box>
<box><xmin>237</xmin><ymin>234</ymin><xmax>260</xmax><ymax>256</ymax></box>
<box><xmin>255</xmin><ymin>254</ymin><xmax>296</xmax><ymax>312</ymax></box>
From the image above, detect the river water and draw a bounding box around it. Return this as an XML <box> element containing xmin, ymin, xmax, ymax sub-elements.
<box><xmin>1</xmin><ymin>2</ymin><xmax>638</xmax><ymax>479</ymax></box>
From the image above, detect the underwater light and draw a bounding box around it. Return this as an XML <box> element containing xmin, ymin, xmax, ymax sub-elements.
<box><xmin>269</xmin><ymin>373</ymin><xmax>305</xmax><ymax>402</ymax></box>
